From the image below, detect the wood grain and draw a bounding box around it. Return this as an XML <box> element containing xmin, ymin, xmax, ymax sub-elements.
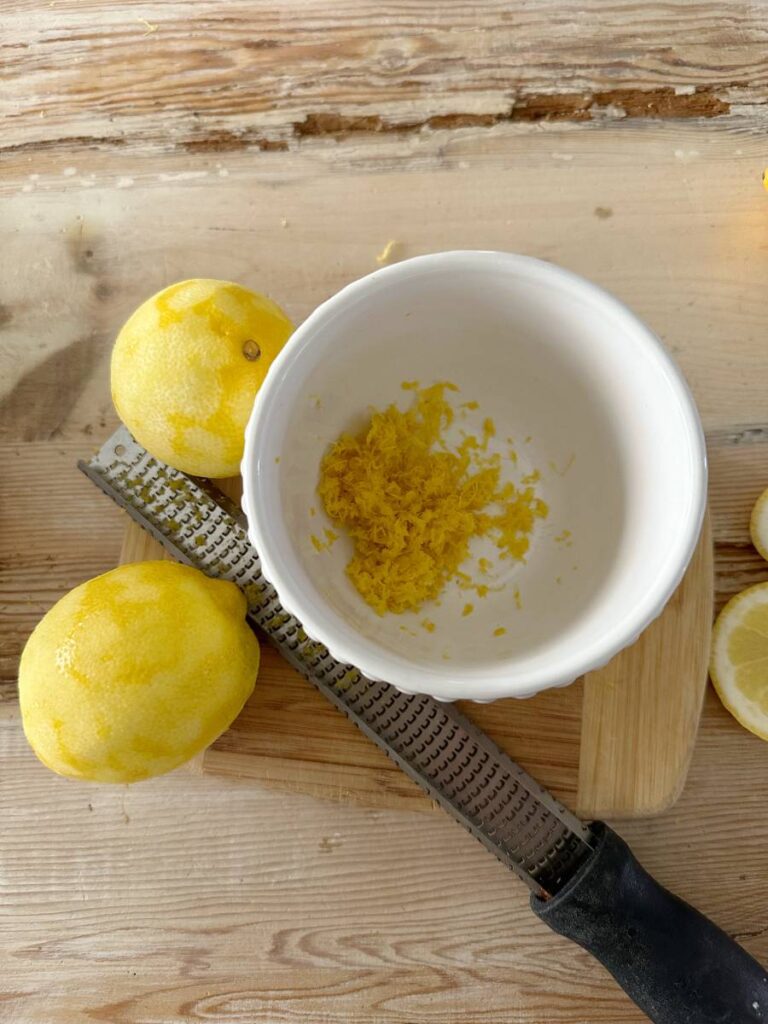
<box><xmin>2</xmin><ymin>688</ymin><xmax>767</xmax><ymax>1024</ymax></box>
<box><xmin>578</xmin><ymin>516</ymin><xmax>713</xmax><ymax>817</ymax></box>
<box><xmin>4</xmin><ymin>129</ymin><xmax>768</xmax><ymax>439</ymax></box>
<box><xmin>3</xmin><ymin>7</ymin><xmax>768</xmax><ymax>1021</ymax></box>
<box><xmin>3</xmin><ymin>0</ymin><xmax>768</xmax><ymax>157</ymax></box>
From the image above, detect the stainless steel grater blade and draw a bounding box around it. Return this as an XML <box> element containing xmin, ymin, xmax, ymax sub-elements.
<box><xmin>80</xmin><ymin>425</ymin><xmax>594</xmax><ymax>897</ymax></box>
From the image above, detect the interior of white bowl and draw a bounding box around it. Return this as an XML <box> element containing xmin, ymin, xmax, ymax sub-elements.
<box><xmin>243</xmin><ymin>252</ymin><xmax>706</xmax><ymax>701</ymax></box>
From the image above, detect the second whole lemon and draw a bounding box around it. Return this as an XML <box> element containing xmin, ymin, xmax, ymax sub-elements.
<box><xmin>111</xmin><ymin>279</ymin><xmax>293</xmax><ymax>478</ymax></box>
<box><xmin>19</xmin><ymin>561</ymin><xmax>260</xmax><ymax>783</ymax></box>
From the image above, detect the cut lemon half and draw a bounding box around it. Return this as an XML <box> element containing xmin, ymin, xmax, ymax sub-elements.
<box><xmin>750</xmin><ymin>486</ymin><xmax>768</xmax><ymax>562</ymax></box>
<box><xmin>710</xmin><ymin>582</ymin><xmax>768</xmax><ymax>741</ymax></box>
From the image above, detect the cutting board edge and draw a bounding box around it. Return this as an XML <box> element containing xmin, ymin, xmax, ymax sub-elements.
<box><xmin>576</xmin><ymin>513</ymin><xmax>714</xmax><ymax>819</ymax></box>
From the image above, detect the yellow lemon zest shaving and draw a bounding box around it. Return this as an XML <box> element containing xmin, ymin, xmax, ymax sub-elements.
<box><xmin>318</xmin><ymin>383</ymin><xmax>548</xmax><ymax>615</ymax></box>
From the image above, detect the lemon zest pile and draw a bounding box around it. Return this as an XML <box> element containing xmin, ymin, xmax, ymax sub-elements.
<box><xmin>317</xmin><ymin>383</ymin><xmax>548</xmax><ymax>615</ymax></box>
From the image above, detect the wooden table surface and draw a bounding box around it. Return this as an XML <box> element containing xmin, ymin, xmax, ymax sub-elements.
<box><xmin>2</xmin><ymin>3</ymin><xmax>768</xmax><ymax>1021</ymax></box>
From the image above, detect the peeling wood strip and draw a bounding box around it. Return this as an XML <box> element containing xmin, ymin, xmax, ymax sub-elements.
<box><xmin>292</xmin><ymin>87</ymin><xmax>733</xmax><ymax>138</ymax></box>
<box><xmin>0</xmin><ymin>87</ymin><xmax>743</xmax><ymax>158</ymax></box>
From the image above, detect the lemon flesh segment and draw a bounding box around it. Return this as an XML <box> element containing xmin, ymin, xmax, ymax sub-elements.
<box><xmin>710</xmin><ymin>581</ymin><xmax>768</xmax><ymax>741</ymax></box>
<box><xmin>750</xmin><ymin>486</ymin><xmax>768</xmax><ymax>563</ymax></box>
<box><xmin>111</xmin><ymin>279</ymin><xmax>293</xmax><ymax>478</ymax></box>
<box><xmin>18</xmin><ymin>561</ymin><xmax>260</xmax><ymax>782</ymax></box>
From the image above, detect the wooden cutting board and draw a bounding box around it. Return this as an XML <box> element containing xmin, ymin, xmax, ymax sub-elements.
<box><xmin>119</xmin><ymin>479</ymin><xmax>713</xmax><ymax>820</ymax></box>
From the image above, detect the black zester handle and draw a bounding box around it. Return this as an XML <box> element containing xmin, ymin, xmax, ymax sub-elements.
<box><xmin>533</xmin><ymin>823</ymin><xmax>768</xmax><ymax>1024</ymax></box>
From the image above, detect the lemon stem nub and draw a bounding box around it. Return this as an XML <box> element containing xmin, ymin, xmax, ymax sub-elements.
<box><xmin>242</xmin><ymin>339</ymin><xmax>261</xmax><ymax>361</ymax></box>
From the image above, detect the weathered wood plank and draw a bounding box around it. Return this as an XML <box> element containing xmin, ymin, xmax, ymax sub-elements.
<box><xmin>3</xmin><ymin>0</ymin><xmax>768</xmax><ymax>156</ymax></box>
<box><xmin>2</xmin><ymin>128</ymin><xmax>767</xmax><ymax>443</ymax></box>
<box><xmin>1</xmin><ymin>685</ymin><xmax>766</xmax><ymax>1024</ymax></box>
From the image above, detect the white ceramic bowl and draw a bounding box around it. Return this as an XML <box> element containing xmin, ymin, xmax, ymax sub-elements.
<box><xmin>242</xmin><ymin>252</ymin><xmax>706</xmax><ymax>703</ymax></box>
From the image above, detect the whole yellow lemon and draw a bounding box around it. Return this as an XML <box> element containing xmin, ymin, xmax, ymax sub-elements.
<box><xmin>111</xmin><ymin>279</ymin><xmax>293</xmax><ymax>478</ymax></box>
<box><xmin>19</xmin><ymin>562</ymin><xmax>260</xmax><ymax>783</ymax></box>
